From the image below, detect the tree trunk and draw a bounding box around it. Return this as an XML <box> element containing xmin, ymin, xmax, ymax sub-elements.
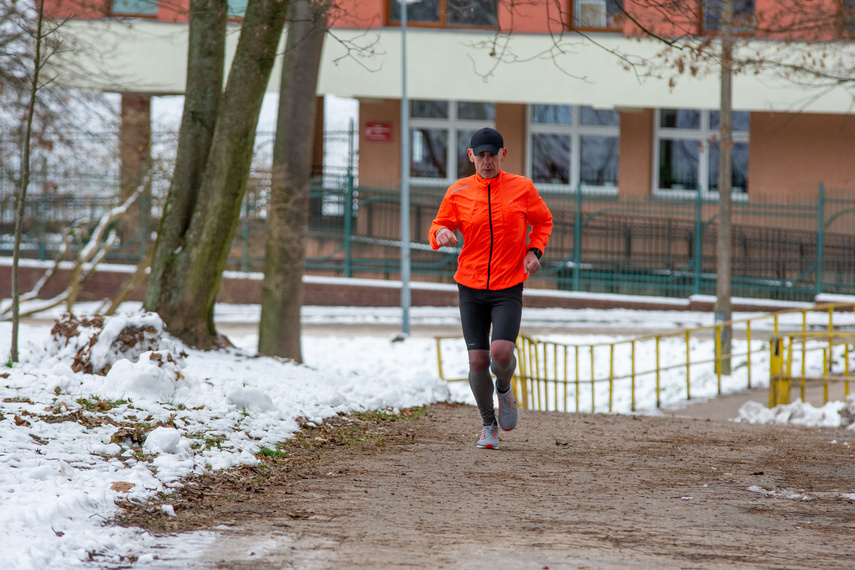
<box><xmin>146</xmin><ymin>0</ymin><xmax>291</xmax><ymax>349</ymax></box>
<box><xmin>118</xmin><ymin>94</ymin><xmax>151</xmax><ymax>246</ymax></box>
<box><xmin>715</xmin><ymin>0</ymin><xmax>734</xmax><ymax>376</ymax></box>
<box><xmin>258</xmin><ymin>0</ymin><xmax>328</xmax><ymax>362</ymax></box>
<box><xmin>11</xmin><ymin>0</ymin><xmax>46</xmax><ymax>363</ymax></box>
<box><xmin>144</xmin><ymin>0</ymin><xmax>227</xmax><ymax>315</ymax></box>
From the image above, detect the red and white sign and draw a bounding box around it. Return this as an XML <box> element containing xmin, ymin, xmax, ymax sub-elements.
<box><xmin>365</xmin><ymin>122</ymin><xmax>393</xmax><ymax>142</ymax></box>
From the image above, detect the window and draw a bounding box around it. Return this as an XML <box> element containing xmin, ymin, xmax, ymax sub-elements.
<box><xmin>654</xmin><ymin>108</ymin><xmax>749</xmax><ymax>196</ymax></box>
<box><xmin>228</xmin><ymin>0</ymin><xmax>248</xmax><ymax>18</ymax></box>
<box><xmin>702</xmin><ymin>0</ymin><xmax>755</xmax><ymax>33</ymax></box>
<box><xmin>527</xmin><ymin>104</ymin><xmax>620</xmax><ymax>191</ymax></box>
<box><xmin>570</xmin><ymin>0</ymin><xmax>626</xmax><ymax>30</ymax></box>
<box><xmin>841</xmin><ymin>0</ymin><xmax>855</xmax><ymax>35</ymax></box>
<box><xmin>389</xmin><ymin>0</ymin><xmax>498</xmax><ymax>28</ymax></box>
<box><xmin>110</xmin><ymin>0</ymin><xmax>157</xmax><ymax>16</ymax></box>
<box><xmin>409</xmin><ymin>100</ymin><xmax>495</xmax><ymax>182</ymax></box>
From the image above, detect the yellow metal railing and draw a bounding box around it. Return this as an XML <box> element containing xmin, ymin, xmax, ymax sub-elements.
<box><xmin>435</xmin><ymin>302</ymin><xmax>855</xmax><ymax>413</ymax></box>
<box><xmin>769</xmin><ymin>331</ymin><xmax>855</xmax><ymax>407</ymax></box>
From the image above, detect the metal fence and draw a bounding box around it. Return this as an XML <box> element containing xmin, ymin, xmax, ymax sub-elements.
<box><xmin>293</xmin><ymin>180</ymin><xmax>855</xmax><ymax>302</ymax></box>
<box><xmin>2</xmin><ymin>128</ymin><xmax>854</xmax><ymax>302</ymax></box>
<box><xmin>435</xmin><ymin>302</ymin><xmax>855</xmax><ymax>413</ymax></box>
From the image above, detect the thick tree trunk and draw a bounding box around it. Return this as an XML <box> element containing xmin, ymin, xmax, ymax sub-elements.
<box><xmin>144</xmin><ymin>0</ymin><xmax>227</xmax><ymax>318</ymax></box>
<box><xmin>147</xmin><ymin>0</ymin><xmax>291</xmax><ymax>349</ymax></box>
<box><xmin>258</xmin><ymin>0</ymin><xmax>327</xmax><ymax>362</ymax></box>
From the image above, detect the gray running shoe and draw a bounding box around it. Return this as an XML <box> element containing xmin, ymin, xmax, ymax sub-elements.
<box><xmin>476</xmin><ymin>422</ymin><xmax>499</xmax><ymax>449</ymax></box>
<box><xmin>496</xmin><ymin>385</ymin><xmax>518</xmax><ymax>431</ymax></box>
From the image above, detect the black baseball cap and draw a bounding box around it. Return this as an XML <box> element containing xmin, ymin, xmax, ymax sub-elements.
<box><xmin>470</xmin><ymin>127</ymin><xmax>504</xmax><ymax>156</ymax></box>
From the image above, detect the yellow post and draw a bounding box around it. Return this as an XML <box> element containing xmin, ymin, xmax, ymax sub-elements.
<box><xmin>801</xmin><ymin>312</ymin><xmax>807</xmax><ymax>377</ymax></box>
<box><xmin>769</xmin><ymin>336</ymin><xmax>790</xmax><ymax>407</ymax></box>
<box><xmin>561</xmin><ymin>344</ymin><xmax>567</xmax><ymax>412</ymax></box>
<box><xmin>685</xmin><ymin>329</ymin><xmax>691</xmax><ymax>400</ymax></box>
<box><xmin>746</xmin><ymin>321</ymin><xmax>753</xmax><ymax>389</ymax></box>
<box><xmin>785</xmin><ymin>336</ymin><xmax>801</xmax><ymax>403</ymax></box>
<box><xmin>516</xmin><ymin>337</ymin><xmax>529</xmax><ymax>410</ymax></box>
<box><xmin>553</xmin><ymin>343</ymin><xmax>559</xmax><ymax>412</ymax></box>
<box><xmin>655</xmin><ymin>336</ymin><xmax>661</xmax><ymax>409</ymax></box>
<box><xmin>590</xmin><ymin>345</ymin><xmax>596</xmax><ymax>412</ymax></box>
<box><xmin>608</xmin><ymin>344</ymin><xmax>615</xmax><ymax>412</ymax></box>
<box><xmin>533</xmin><ymin>340</ymin><xmax>542</xmax><ymax>411</ymax></box>
<box><xmin>575</xmin><ymin>345</ymin><xmax>580</xmax><ymax>413</ymax></box>
<box><xmin>714</xmin><ymin>323</ymin><xmax>722</xmax><ymax>376</ymax></box>
<box><xmin>631</xmin><ymin>340</ymin><xmax>637</xmax><ymax>412</ymax></box>
<box><xmin>435</xmin><ymin>337</ymin><xmax>445</xmax><ymax>381</ymax></box>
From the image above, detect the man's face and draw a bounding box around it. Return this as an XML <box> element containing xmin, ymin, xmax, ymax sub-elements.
<box><xmin>468</xmin><ymin>147</ymin><xmax>507</xmax><ymax>179</ymax></box>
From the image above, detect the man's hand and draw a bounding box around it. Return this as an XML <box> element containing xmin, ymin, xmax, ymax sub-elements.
<box><xmin>436</xmin><ymin>227</ymin><xmax>458</xmax><ymax>247</ymax></box>
<box><xmin>523</xmin><ymin>250</ymin><xmax>541</xmax><ymax>274</ymax></box>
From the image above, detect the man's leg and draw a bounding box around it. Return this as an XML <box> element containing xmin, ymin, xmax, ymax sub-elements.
<box><xmin>489</xmin><ymin>285</ymin><xmax>523</xmax><ymax>431</ymax></box>
<box><xmin>490</xmin><ymin>340</ymin><xmax>516</xmax><ymax>394</ymax></box>
<box><xmin>491</xmin><ymin>341</ymin><xmax>518</xmax><ymax>431</ymax></box>
<box><xmin>468</xmin><ymin>350</ymin><xmax>496</xmax><ymax>427</ymax></box>
<box><xmin>458</xmin><ymin>285</ymin><xmax>498</xmax><ymax>448</ymax></box>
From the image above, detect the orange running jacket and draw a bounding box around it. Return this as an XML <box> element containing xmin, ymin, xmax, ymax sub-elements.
<box><xmin>429</xmin><ymin>170</ymin><xmax>553</xmax><ymax>291</ymax></box>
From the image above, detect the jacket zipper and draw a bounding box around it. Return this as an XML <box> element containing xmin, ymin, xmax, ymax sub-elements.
<box><xmin>486</xmin><ymin>181</ymin><xmax>494</xmax><ymax>290</ymax></box>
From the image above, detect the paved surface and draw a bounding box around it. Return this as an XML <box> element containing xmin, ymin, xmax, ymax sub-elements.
<box><xmin>142</xmin><ymin>403</ymin><xmax>855</xmax><ymax>570</ymax></box>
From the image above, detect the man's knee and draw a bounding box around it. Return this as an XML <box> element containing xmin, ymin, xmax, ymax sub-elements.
<box><xmin>490</xmin><ymin>340</ymin><xmax>515</xmax><ymax>364</ymax></box>
<box><xmin>468</xmin><ymin>350</ymin><xmax>490</xmax><ymax>371</ymax></box>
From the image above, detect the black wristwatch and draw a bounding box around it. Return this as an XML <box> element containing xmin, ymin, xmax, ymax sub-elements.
<box><xmin>527</xmin><ymin>247</ymin><xmax>542</xmax><ymax>260</ymax></box>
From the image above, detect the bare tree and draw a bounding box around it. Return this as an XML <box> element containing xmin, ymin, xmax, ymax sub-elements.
<box><xmin>143</xmin><ymin>0</ymin><xmax>291</xmax><ymax>349</ymax></box>
<box><xmin>258</xmin><ymin>0</ymin><xmax>329</xmax><ymax>363</ymax></box>
<box><xmin>1</xmin><ymin>0</ymin><xmax>148</xmax><ymax>348</ymax></box>
<box><xmin>472</xmin><ymin>1</ymin><xmax>854</xmax><ymax>375</ymax></box>
<box><xmin>0</xmin><ymin>183</ymin><xmax>145</xmax><ymax>321</ymax></box>
<box><xmin>8</xmin><ymin>0</ymin><xmax>52</xmax><ymax>362</ymax></box>
<box><xmin>610</xmin><ymin>1</ymin><xmax>853</xmax><ymax>374</ymax></box>
<box><xmin>715</xmin><ymin>0</ymin><xmax>735</xmax><ymax>375</ymax></box>
<box><xmin>143</xmin><ymin>0</ymin><xmax>227</xmax><ymax>327</ymax></box>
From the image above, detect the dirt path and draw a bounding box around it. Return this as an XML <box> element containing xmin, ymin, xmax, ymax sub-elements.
<box><xmin>118</xmin><ymin>403</ymin><xmax>855</xmax><ymax>569</ymax></box>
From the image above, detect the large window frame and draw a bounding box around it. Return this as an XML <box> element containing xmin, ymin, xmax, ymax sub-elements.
<box><xmin>109</xmin><ymin>0</ymin><xmax>245</xmax><ymax>18</ymax></box>
<box><xmin>569</xmin><ymin>0</ymin><xmax>626</xmax><ymax>32</ymax></box>
<box><xmin>653</xmin><ymin>108</ymin><xmax>750</xmax><ymax>199</ymax></box>
<box><xmin>109</xmin><ymin>0</ymin><xmax>158</xmax><ymax>17</ymax></box>
<box><xmin>388</xmin><ymin>0</ymin><xmax>499</xmax><ymax>29</ymax></box>
<box><xmin>701</xmin><ymin>0</ymin><xmax>756</xmax><ymax>33</ymax></box>
<box><xmin>525</xmin><ymin>104</ymin><xmax>620</xmax><ymax>194</ymax></box>
<box><xmin>409</xmin><ymin>100</ymin><xmax>496</xmax><ymax>186</ymax></box>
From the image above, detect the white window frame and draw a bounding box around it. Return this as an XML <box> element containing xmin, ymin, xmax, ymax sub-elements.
<box><xmin>525</xmin><ymin>104</ymin><xmax>620</xmax><ymax>195</ymax></box>
<box><xmin>652</xmin><ymin>108</ymin><xmax>749</xmax><ymax>199</ymax></box>
<box><xmin>409</xmin><ymin>100</ymin><xmax>495</xmax><ymax>187</ymax></box>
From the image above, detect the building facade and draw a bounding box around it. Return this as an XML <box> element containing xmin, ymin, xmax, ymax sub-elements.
<box><xmin>46</xmin><ymin>0</ymin><xmax>855</xmax><ymax>201</ymax></box>
<box><xmin>35</xmin><ymin>1</ymin><xmax>855</xmax><ymax>299</ymax></box>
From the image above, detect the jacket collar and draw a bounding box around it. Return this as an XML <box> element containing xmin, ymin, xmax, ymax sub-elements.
<box><xmin>474</xmin><ymin>170</ymin><xmax>504</xmax><ymax>188</ymax></box>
